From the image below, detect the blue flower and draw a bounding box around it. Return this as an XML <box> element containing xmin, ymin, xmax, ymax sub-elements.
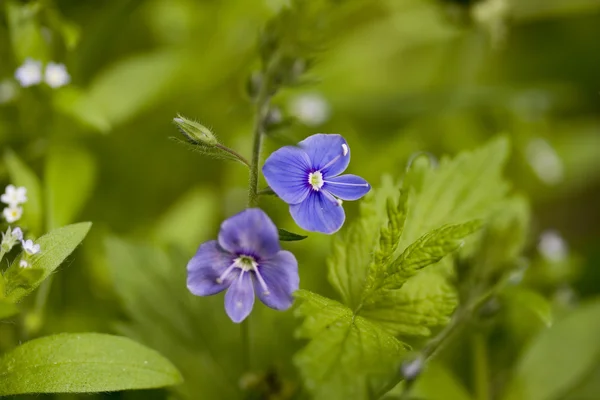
<box><xmin>262</xmin><ymin>134</ymin><xmax>371</xmax><ymax>234</ymax></box>
<box><xmin>187</xmin><ymin>208</ymin><xmax>299</xmax><ymax>323</ymax></box>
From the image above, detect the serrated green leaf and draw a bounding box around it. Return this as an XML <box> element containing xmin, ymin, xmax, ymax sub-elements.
<box><xmin>278</xmin><ymin>228</ymin><xmax>307</xmax><ymax>241</ymax></box>
<box><xmin>45</xmin><ymin>145</ymin><xmax>96</xmax><ymax>230</ymax></box>
<box><xmin>328</xmin><ymin>176</ymin><xmax>400</xmax><ymax>308</ymax></box>
<box><xmin>361</xmin><ymin>270</ymin><xmax>458</xmax><ymax>337</ymax></box>
<box><xmin>398</xmin><ymin>136</ymin><xmax>510</xmax><ymax>256</ymax></box>
<box><xmin>4</xmin><ymin>222</ymin><xmax>92</xmax><ymax>302</ymax></box>
<box><xmin>379</xmin><ymin>220</ymin><xmax>481</xmax><ymax>292</ymax></box>
<box><xmin>4</xmin><ymin>149</ymin><xmax>44</xmax><ymax>235</ymax></box>
<box><xmin>0</xmin><ymin>333</ymin><xmax>182</xmax><ymax>395</ymax></box>
<box><xmin>0</xmin><ymin>299</ymin><xmax>19</xmax><ymax>320</ymax></box>
<box><xmin>294</xmin><ymin>290</ymin><xmax>407</xmax><ymax>400</ymax></box>
<box><xmin>502</xmin><ymin>299</ymin><xmax>600</xmax><ymax>400</ymax></box>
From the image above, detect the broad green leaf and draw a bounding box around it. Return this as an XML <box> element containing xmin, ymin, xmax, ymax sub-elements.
<box><xmin>398</xmin><ymin>136</ymin><xmax>510</xmax><ymax>256</ymax></box>
<box><xmin>5</xmin><ymin>0</ymin><xmax>48</xmax><ymax>62</ymax></box>
<box><xmin>502</xmin><ymin>299</ymin><xmax>600</xmax><ymax>400</ymax></box>
<box><xmin>361</xmin><ymin>270</ymin><xmax>458</xmax><ymax>337</ymax></box>
<box><xmin>152</xmin><ymin>187</ymin><xmax>219</xmax><ymax>252</ymax></box>
<box><xmin>502</xmin><ymin>287</ymin><xmax>553</xmax><ymax>328</ymax></box>
<box><xmin>294</xmin><ymin>290</ymin><xmax>407</xmax><ymax>400</ymax></box>
<box><xmin>4</xmin><ymin>149</ymin><xmax>43</xmax><ymax>235</ymax></box>
<box><xmin>45</xmin><ymin>145</ymin><xmax>96</xmax><ymax>230</ymax></box>
<box><xmin>278</xmin><ymin>228</ymin><xmax>307</xmax><ymax>241</ymax></box>
<box><xmin>0</xmin><ymin>299</ymin><xmax>19</xmax><ymax>320</ymax></box>
<box><xmin>0</xmin><ymin>333</ymin><xmax>182</xmax><ymax>395</ymax></box>
<box><xmin>4</xmin><ymin>222</ymin><xmax>92</xmax><ymax>302</ymax></box>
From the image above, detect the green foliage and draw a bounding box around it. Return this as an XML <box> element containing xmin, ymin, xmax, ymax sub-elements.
<box><xmin>4</xmin><ymin>149</ymin><xmax>44</xmax><ymax>235</ymax></box>
<box><xmin>44</xmin><ymin>145</ymin><xmax>97</xmax><ymax>230</ymax></box>
<box><xmin>278</xmin><ymin>228</ymin><xmax>308</xmax><ymax>241</ymax></box>
<box><xmin>105</xmin><ymin>236</ymin><xmax>243</xmax><ymax>400</ymax></box>
<box><xmin>294</xmin><ymin>290</ymin><xmax>407</xmax><ymax>400</ymax></box>
<box><xmin>0</xmin><ymin>333</ymin><xmax>182</xmax><ymax>395</ymax></box>
<box><xmin>502</xmin><ymin>299</ymin><xmax>600</xmax><ymax>400</ymax></box>
<box><xmin>3</xmin><ymin>222</ymin><xmax>92</xmax><ymax>302</ymax></box>
<box><xmin>296</xmin><ymin>138</ymin><xmax>513</xmax><ymax>399</ymax></box>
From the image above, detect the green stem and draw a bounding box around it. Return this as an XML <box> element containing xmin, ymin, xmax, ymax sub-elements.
<box><xmin>241</xmin><ymin>62</ymin><xmax>276</xmax><ymax>373</ymax></box>
<box><xmin>247</xmin><ymin>86</ymin><xmax>271</xmax><ymax>208</ymax></box>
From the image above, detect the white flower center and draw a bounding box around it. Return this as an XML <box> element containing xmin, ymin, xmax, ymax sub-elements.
<box><xmin>308</xmin><ymin>171</ymin><xmax>324</xmax><ymax>191</ymax></box>
<box><xmin>216</xmin><ymin>254</ymin><xmax>270</xmax><ymax>295</ymax></box>
<box><xmin>235</xmin><ymin>255</ymin><xmax>258</xmax><ymax>271</ymax></box>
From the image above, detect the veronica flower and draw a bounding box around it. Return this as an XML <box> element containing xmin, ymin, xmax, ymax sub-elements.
<box><xmin>262</xmin><ymin>133</ymin><xmax>371</xmax><ymax>234</ymax></box>
<box><xmin>187</xmin><ymin>208</ymin><xmax>299</xmax><ymax>323</ymax></box>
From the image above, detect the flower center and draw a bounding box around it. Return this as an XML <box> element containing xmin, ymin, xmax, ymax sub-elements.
<box><xmin>216</xmin><ymin>254</ymin><xmax>270</xmax><ymax>295</ymax></box>
<box><xmin>308</xmin><ymin>171</ymin><xmax>324</xmax><ymax>191</ymax></box>
<box><xmin>235</xmin><ymin>255</ymin><xmax>258</xmax><ymax>271</ymax></box>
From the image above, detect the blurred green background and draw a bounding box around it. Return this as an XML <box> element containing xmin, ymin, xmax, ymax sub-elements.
<box><xmin>1</xmin><ymin>0</ymin><xmax>599</xmax><ymax>399</ymax></box>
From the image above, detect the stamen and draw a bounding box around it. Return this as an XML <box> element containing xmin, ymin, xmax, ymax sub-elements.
<box><xmin>319</xmin><ymin>144</ymin><xmax>349</xmax><ymax>172</ymax></box>
<box><xmin>216</xmin><ymin>262</ymin><xmax>238</xmax><ymax>284</ymax></box>
<box><xmin>323</xmin><ymin>180</ymin><xmax>369</xmax><ymax>188</ymax></box>
<box><xmin>308</xmin><ymin>171</ymin><xmax>324</xmax><ymax>191</ymax></box>
<box><xmin>253</xmin><ymin>267</ymin><xmax>270</xmax><ymax>295</ymax></box>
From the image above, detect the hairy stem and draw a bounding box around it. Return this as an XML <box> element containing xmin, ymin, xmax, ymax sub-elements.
<box><xmin>247</xmin><ymin>82</ymin><xmax>271</xmax><ymax>208</ymax></box>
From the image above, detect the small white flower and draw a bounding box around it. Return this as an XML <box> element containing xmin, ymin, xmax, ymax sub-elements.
<box><xmin>289</xmin><ymin>93</ymin><xmax>331</xmax><ymax>127</ymax></box>
<box><xmin>1</xmin><ymin>184</ymin><xmax>28</xmax><ymax>206</ymax></box>
<box><xmin>44</xmin><ymin>62</ymin><xmax>71</xmax><ymax>88</ymax></box>
<box><xmin>11</xmin><ymin>227</ymin><xmax>23</xmax><ymax>241</ymax></box>
<box><xmin>19</xmin><ymin>259</ymin><xmax>30</xmax><ymax>268</ymax></box>
<box><xmin>3</xmin><ymin>206</ymin><xmax>23</xmax><ymax>223</ymax></box>
<box><xmin>22</xmin><ymin>239</ymin><xmax>41</xmax><ymax>255</ymax></box>
<box><xmin>14</xmin><ymin>59</ymin><xmax>43</xmax><ymax>87</ymax></box>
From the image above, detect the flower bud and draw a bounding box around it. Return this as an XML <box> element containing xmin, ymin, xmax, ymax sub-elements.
<box><xmin>173</xmin><ymin>114</ymin><xmax>217</xmax><ymax>146</ymax></box>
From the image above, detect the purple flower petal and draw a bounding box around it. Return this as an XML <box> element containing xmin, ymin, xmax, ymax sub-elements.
<box><xmin>218</xmin><ymin>208</ymin><xmax>280</xmax><ymax>258</ymax></box>
<box><xmin>299</xmin><ymin>134</ymin><xmax>350</xmax><ymax>177</ymax></box>
<box><xmin>324</xmin><ymin>174</ymin><xmax>371</xmax><ymax>200</ymax></box>
<box><xmin>262</xmin><ymin>146</ymin><xmax>312</xmax><ymax>205</ymax></box>
<box><xmin>187</xmin><ymin>240</ymin><xmax>236</xmax><ymax>296</ymax></box>
<box><xmin>255</xmin><ymin>250</ymin><xmax>299</xmax><ymax>310</ymax></box>
<box><xmin>224</xmin><ymin>272</ymin><xmax>255</xmax><ymax>323</ymax></box>
<box><xmin>289</xmin><ymin>191</ymin><xmax>345</xmax><ymax>234</ymax></box>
